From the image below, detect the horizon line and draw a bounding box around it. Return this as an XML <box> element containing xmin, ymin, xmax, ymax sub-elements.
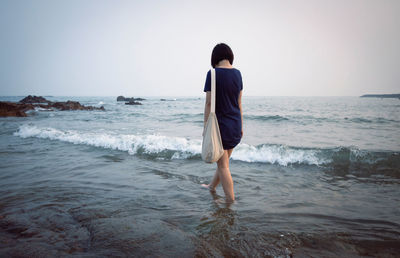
<box><xmin>2</xmin><ymin>94</ymin><xmax>396</xmax><ymax>98</ymax></box>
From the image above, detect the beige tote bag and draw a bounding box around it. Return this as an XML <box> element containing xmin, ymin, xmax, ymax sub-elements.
<box><xmin>202</xmin><ymin>68</ymin><xmax>224</xmax><ymax>163</ymax></box>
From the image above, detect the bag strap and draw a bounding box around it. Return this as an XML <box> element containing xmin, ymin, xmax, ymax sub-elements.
<box><xmin>211</xmin><ymin>68</ymin><xmax>216</xmax><ymax>113</ymax></box>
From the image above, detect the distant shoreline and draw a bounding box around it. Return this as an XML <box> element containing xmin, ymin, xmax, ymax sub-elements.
<box><xmin>360</xmin><ymin>94</ymin><xmax>400</xmax><ymax>98</ymax></box>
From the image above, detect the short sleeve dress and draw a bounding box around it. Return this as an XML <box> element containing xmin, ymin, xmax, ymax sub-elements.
<box><xmin>204</xmin><ymin>67</ymin><xmax>243</xmax><ymax>150</ymax></box>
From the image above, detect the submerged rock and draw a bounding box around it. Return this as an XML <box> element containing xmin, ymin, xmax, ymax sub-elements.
<box><xmin>125</xmin><ymin>100</ymin><xmax>142</xmax><ymax>105</ymax></box>
<box><xmin>132</xmin><ymin>97</ymin><xmax>145</xmax><ymax>101</ymax></box>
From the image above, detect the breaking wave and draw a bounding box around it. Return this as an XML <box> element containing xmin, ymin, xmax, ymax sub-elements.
<box><xmin>13</xmin><ymin>125</ymin><xmax>400</xmax><ymax>173</ymax></box>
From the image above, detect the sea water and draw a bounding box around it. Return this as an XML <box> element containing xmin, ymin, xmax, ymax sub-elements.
<box><xmin>1</xmin><ymin>96</ymin><xmax>399</xmax><ymax>257</ymax></box>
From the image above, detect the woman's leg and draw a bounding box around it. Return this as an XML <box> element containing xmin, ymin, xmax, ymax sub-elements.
<box><xmin>217</xmin><ymin>149</ymin><xmax>235</xmax><ymax>202</ymax></box>
<box><xmin>207</xmin><ymin>149</ymin><xmax>234</xmax><ymax>192</ymax></box>
<box><xmin>208</xmin><ymin>168</ymin><xmax>219</xmax><ymax>191</ymax></box>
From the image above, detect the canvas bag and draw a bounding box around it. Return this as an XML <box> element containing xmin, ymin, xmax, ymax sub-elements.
<box><xmin>202</xmin><ymin>68</ymin><xmax>224</xmax><ymax>163</ymax></box>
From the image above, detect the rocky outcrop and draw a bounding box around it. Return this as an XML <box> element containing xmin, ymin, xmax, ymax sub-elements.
<box><xmin>117</xmin><ymin>96</ymin><xmax>126</xmax><ymax>101</ymax></box>
<box><xmin>0</xmin><ymin>102</ymin><xmax>33</xmax><ymax>117</ymax></box>
<box><xmin>19</xmin><ymin>95</ymin><xmax>51</xmax><ymax>104</ymax></box>
<box><xmin>0</xmin><ymin>96</ymin><xmax>105</xmax><ymax>117</ymax></box>
<box><xmin>117</xmin><ymin>96</ymin><xmax>145</xmax><ymax>102</ymax></box>
<box><xmin>51</xmin><ymin>101</ymin><xmax>105</xmax><ymax>111</ymax></box>
<box><xmin>125</xmin><ymin>100</ymin><xmax>142</xmax><ymax>105</ymax></box>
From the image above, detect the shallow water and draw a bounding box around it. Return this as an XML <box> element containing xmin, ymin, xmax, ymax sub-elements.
<box><xmin>1</xmin><ymin>96</ymin><xmax>399</xmax><ymax>257</ymax></box>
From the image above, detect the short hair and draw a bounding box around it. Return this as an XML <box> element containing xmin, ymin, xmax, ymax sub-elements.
<box><xmin>211</xmin><ymin>43</ymin><xmax>234</xmax><ymax>68</ymax></box>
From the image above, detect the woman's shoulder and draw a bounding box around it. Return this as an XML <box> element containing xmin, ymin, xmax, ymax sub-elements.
<box><xmin>215</xmin><ymin>67</ymin><xmax>241</xmax><ymax>74</ymax></box>
<box><xmin>206</xmin><ymin>68</ymin><xmax>241</xmax><ymax>78</ymax></box>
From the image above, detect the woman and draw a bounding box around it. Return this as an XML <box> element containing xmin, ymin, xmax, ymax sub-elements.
<box><xmin>202</xmin><ymin>43</ymin><xmax>243</xmax><ymax>202</ymax></box>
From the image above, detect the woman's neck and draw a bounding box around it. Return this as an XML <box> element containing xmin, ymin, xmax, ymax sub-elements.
<box><xmin>216</xmin><ymin>60</ymin><xmax>233</xmax><ymax>68</ymax></box>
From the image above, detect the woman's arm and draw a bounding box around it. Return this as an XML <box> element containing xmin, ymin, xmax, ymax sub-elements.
<box><xmin>238</xmin><ymin>90</ymin><xmax>243</xmax><ymax>137</ymax></box>
<box><xmin>203</xmin><ymin>91</ymin><xmax>211</xmax><ymax>135</ymax></box>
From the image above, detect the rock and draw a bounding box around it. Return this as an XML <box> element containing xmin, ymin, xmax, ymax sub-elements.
<box><xmin>0</xmin><ymin>96</ymin><xmax>105</xmax><ymax>117</ymax></box>
<box><xmin>19</xmin><ymin>95</ymin><xmax>51</xmax><ymax>104</ymax></box>
<box><xmin>0</xmin><ymin>102</ymin><xmax>34</xmax><ymax>117</ymax></box>
<box><xmin>51</xmin><ymin>101</ymin><xmax>83</xmax><ymax>111</ymax></box>
<box><xmin>117</xmin><ymin>96</ymin><xmax>146</xmax><ymax>102</ymax></box>
<box><xmin>125</xmin><ymin>100</ymin><xmax>142</xmax><ymax>105</ymax></box>
<box><xmin>117</xmin><ymin>96</ymin><xmax>126</xmax><ymax>101</ymax></box>
<box><xmin>50</xmin><ymin>101</ymin><xmax>105</xmax><ymax>111</ymax></box>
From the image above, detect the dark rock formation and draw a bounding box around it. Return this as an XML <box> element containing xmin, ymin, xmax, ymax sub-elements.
<box><xmin>50</xmin><ymin>100</ymin><xmax>104</xmax><ymax>111</ymax></box>
<box><xmin>19</xmin><ymin>95</ymin><xmax>51</xmax><ymax>104</ymax></box>
<box><xmin>360</xmin><ymin>94</ymin><xmax>400</xmax><ymax>98</ymax></box>
<box><xmin>117</xmin><ymin>96</ymin><xmax>146</xmax><ymax>102</ymax></box>
<box><xmin>0</xmin><ymin>102</ymin><xmax>33</xmax><ymax>117</ymax></box>
<box><xmin>0</xmin><ymin>95</ymin><xmax>105</xmax><ymax>117</ymax></box>
<box><xmin>125</xmin><ymin>100</ymin><xmax>142</xmax><ymax>105</ymax></box>
<box><xmin>117</xmin><ymin>96</ymin><xmax>126</xmax><ymax>101</ymax></box>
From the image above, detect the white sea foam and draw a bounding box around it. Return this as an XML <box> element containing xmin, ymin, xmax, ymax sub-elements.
<box><xmin>34</xmin><ymin>107</ymin><xmax>53</xmax><ymax>111</ymax></box>
<box><xmin>13</xmin><ymin>125</ymin><xmax>328</xmax><ymax>166</ymax></box>
<box><xmin>232</xmin><ymin>144</ymin><xmax>328</xmax><ymax>166</ymax></box>
<box><xmin>14</xmin><ymin>124</ymin><xmax>201</xmax><ymax>158</ymax></box>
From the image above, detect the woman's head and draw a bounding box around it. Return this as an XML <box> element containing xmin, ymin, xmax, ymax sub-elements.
<box><xmin>211</xmin><ymin>43</ymin><xmax>234</xmax><ymax>68</ymax></box>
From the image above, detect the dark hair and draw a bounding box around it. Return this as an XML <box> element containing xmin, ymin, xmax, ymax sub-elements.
<box><xmin>211</xmin><ymin>43</ymin><xmax>234</xmax><ymax>68</ymax></box>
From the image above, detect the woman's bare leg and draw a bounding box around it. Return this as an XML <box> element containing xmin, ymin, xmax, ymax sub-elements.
<box><xmin>208</xmin><ymin>168</ymin><xmax>219</xmax><ymax>192</ymax></box>
<box><xmin>217</xmin><ymin>149</ymin><xmax>235</xmax><ymax>202</ymax></box>
<box><xmin>204</xmin><ymin>149</ymin><xmax>234</xmax><ymax>198</ymax></box>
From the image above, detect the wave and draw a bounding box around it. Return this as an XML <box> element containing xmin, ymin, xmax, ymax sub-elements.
<box><xmin>13</xmin><ymin>125</ymin><xmax>400</xmax><ymax>174</ymax></box>
<box><xmin>344</xmin><ymin>117</ymin><xmax>398</xmax><ymax>124</ymax></box>
<box><xmin>245</xmin><ymin>114</ymin><xmax>398</xmax><ymax>124</ymax></box>
<box><xmin>245</xmin><ymin>115</ymin><xmax>289</xmax><ymax>122</ymax></box>
<box><xmin>14</xmin><ymin>124</ymin><xmax>201</xmax><ymax>159</ymax></box>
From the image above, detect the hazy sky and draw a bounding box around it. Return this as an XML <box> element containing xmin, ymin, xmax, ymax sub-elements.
<box><xmin>1</xmin><ymin>0</ymin><xmax>399</xmax><ymax>96</ymax></box>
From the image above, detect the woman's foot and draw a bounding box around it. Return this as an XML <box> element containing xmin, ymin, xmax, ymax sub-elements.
<box><xmin>201</xmin><ymin>184</ymin><xmax>216</xmax><ymax>192</ymax></box>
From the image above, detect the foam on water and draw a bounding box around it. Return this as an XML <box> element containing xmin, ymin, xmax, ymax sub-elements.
<box><xmin>14</xmin><ymin>124</ymin><xmax>400</xmax><ymax>171</ymax></box>
<box><xmin>14</xmin><ymin>125</ymin><xmax>329</xmax><ymax>166</ymax></box>
<box><xmin>14</xmin><ymin>124</ymin><xmax>201</xmax><ymax>158</ymax></box>
<box><xmin>233</xmin><ymin>143</ymin><xmax>328</xmax><ymax>166</ymax></box>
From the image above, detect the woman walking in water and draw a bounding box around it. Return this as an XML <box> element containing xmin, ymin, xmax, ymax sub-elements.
<box><xmin>202</xmin><ymin>43</ymin><xmax>243</xmax><ymax>202</ymax></box>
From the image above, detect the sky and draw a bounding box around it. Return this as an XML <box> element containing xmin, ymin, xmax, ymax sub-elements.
<box><xmin>1</xmin><ymin>0</ymin><xmax>399</xmax><ymax>97</ymax></box>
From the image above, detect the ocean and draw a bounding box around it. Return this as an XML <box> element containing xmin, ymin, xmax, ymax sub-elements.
<box><xmin>0</xmin><ymin>96</ymin><xmax>399</xmax><ymax>257</ymax></box>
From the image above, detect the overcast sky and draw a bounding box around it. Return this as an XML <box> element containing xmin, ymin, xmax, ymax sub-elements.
<box><xmin>1</xmin><ymin>0</ymin><xmax>399</xmax><ymax>96</ymax></box>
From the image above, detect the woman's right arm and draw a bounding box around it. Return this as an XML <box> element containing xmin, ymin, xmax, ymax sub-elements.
<box><xmin>238</xmin><ymin>90</ymin><xmax>243</xmax><ymax>137</ymax></box>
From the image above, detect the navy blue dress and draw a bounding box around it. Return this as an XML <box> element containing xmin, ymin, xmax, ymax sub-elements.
<box><xmin>204</xmin><ymin>68</ymin><xmax>243</xmax><ymax>150</ymax></box>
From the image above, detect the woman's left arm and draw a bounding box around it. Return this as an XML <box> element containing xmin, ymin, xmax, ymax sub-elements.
<box><xmin>203</xmin><ymin>91</ymin><xmax>211</xmax><ymax>136</ymax></box>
